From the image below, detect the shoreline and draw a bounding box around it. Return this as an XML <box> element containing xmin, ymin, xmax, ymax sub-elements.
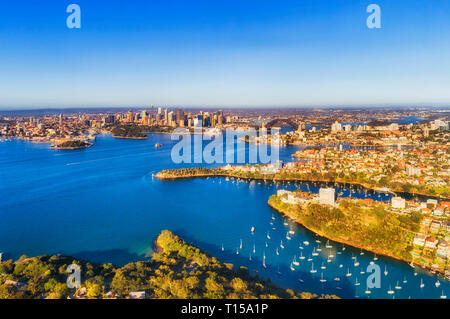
<box><xmin>156</xmin><ymin>171</ymin><xmax>449</xmax><ymax>201</ymax></box>
<box><xmin>267</xmin><ymin>199</ymin><xmax>447</xmax><ymax>278</ymax></box>
<box><xmin>112</xmin><ymin>135</ymin><xmax>149</xmax><ymax>140</ymax></box>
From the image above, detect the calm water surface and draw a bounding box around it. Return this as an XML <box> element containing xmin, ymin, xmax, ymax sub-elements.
<box><xmin>0</xmin><ymin>134</ymin><xmax>447</xmax><ymax>299</ymax></box>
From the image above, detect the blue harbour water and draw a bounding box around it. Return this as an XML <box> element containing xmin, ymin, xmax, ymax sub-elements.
<box><xmin>0</xmin><ymin>133</ymin><xmax>448</xmax><ymax>299</ymax></box>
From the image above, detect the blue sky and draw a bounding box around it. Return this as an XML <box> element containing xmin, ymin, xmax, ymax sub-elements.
<box><xmin>0</xmin><ymin>0</ymin><xmax>449</xmax><ymax>109</ymax></box>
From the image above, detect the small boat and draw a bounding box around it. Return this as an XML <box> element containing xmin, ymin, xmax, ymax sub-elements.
<box><xmin>251</xmin><ymin>226</ymin><xmax>255</xmax><ymax>234</ymax></box>
<box><xmin>310</xmin><ymin>263</ymin><xmax>317</xmax><ymax>274</ymax></box>
<box><xmin>365</xmin><ymin>289</ymin><xmax>372</xmax><ymax>295</ymax></box>
<box><xmin>289</xmin><ymin>230</ymin><xmax>295</xmax><ymax>235</ymax></box>
<box><xmin>154</xmin><ymin>143</ymin><xmax>162</xmax><ymax>148</ymax></box>
<box><xmin>440</xmin><ymin>291</ymin><xmax>447</xmax><ymax>299</ymax></box>
<box><xmin>290</xmin><ymin>263</ymin><xmax>295</xmax><ymax>271</ymax></box>
<box><xmin>263</xmin><ymin>253</ymin><xmax>267</xmax><ymax>269</ymax></box>
<box><xmin>276</xmin><ymin>248</ymin><xmax>279</xmax><ymax>256</ymax></box>
<box><xmin>334</xmin><ymin>277</ymin><xmax>340</xmax><ymax>282</ymax></box>
<box><xmin>435</xmin><ymin>280</ymin><xmax>441</xmax><ymax>288</ymax></box>
<box><xmin>299</xmin><ymin>245</ymin><xmax>304</xmax><ymax>250</ymax></box>
<box><xmin>286</xmin><ymin>233</ymin><xmax>291</xmax><ymax>241</ymax></box>
<box><xmin>387</xmin><ymin>285</ymin><xmax>395</xmax><ymax>295</ymax></box>
<box><xmin>395</xmin><ymin>281</ymin><xmax>402</xmax><ymax>290</ymax></box>
<box><xmin>320</xmin><ymin>273</ymin><xmax>327</xmax><ymax>283</ymax></box>
<box><xmin>267</xmin><ymin>232</ymin><xmax>271</xmax><ymax>240</ymax></box>
<box><xmin>354</xmin><ymin>257</ymin><xmax>360</xmax><ymax>267</ymax></box>
<box><xmin>307</xmin><ymin>257</ymin><xmax>313</xmax><ymax>262</ymax></box>
<box><xmin>360</xmin><ymin>249</ymin><xmax>364</xmax><ymax>256</ymax></box>
<box><xmin>303</xmin><ymin>241</ymin><xmax>310</xmax><ymax>246</ymax></box>
<box><xmin>320</xmin><ymin>262</ymin><xmax>326</xmax><ymax>270</ymax></box>
<box><xmin>253</xmin><ymin>245</ymin><xmax>256</xmax><ymax>254</ymax></box>
<box><xmin>403</xmin><ymin>277</ymin><xmax>408</xmax><ymax>284</ymax></box>
<box><xmin>293</xmin><ymin>256</ymin><xmax>299</xmax><ymax>266</ymax></box>
<box><xmin>355</xmin><ymin>278</ymin><xmax>360</xmax><ymax>286</ymax></box>
<box><xmin>312</xmin><ymin>248</ymin><xmax>319</xmax><ymax>256</ymax></box>
<box><xmin>298</xmin><ymin>278</ymin><xmax>304</xmax><ymax>284</ymax></box>
<box><xmin>221</xmin><ymin>244</ymin><xmax>224</xmax><ymax>252</ymax></box>
<box><xmin>315</xmin><ymin>240</ymin><xmax>321</xmax><ymax>244</ymax></box>
<box><xmin>317</xmin><ymin>247</ymin><xmax>322</xmax><ymax>252</ymax></box>
<box><xmin>420</xmin><ymin>279</ymin><xmax>424</xmax><ymax>289</ymax></box>
<box><xmin>265</xmin><ymin>242</ymin><xmax>268</xmax><ymax>248</ymax></box>
<box><xmin>373</xmin><ymin>254</ymin><xmax>378</xmax><ymax>261</ymax></box>
<box><xmin>278</xmin><ymin>266</ymin><xmax>283</xmax><ymax>275</ymax></box>
<box><xmin>325</xmin><ymin>240</ymin><xmax>332</xmax><ymax>249</ymax></box>
<box><xmin>283</xmin><ymin>221</ymin><xmax>288</xmax><ymax>226</ymax></box>
<box><xmin>360</xmin><ymin>268</ymin><xmax>365</xmax><ymax>275</ymax></box>
<box><xmin>346</xmin><ymin>268</ymin><xmax>352</xmax><ymax>277</ymax></box>
<box><xmin>280</xmin><ymin>240</ymin><xmax>285</xmax><ymax>249</ymax></box>
<box><xmin>239</xmin><ymin>239</ymin><xmax>243</xmax><ymax>250</ymax></box>
<box><xmin>236</xmin><ymin>248</ymin><xmax>239</xmax><ymax>255</ymax></box>
<box><xmin>299</xmin><ymin>252</ymin><xmax>305</xmax><ymax>260</ymax></box>
<box><xmin>339</xmin><ymin>264</ymin><xmax>343</xmax><ymax>268</ymax></box>
<box><xmin>249</xmin><ymin>254</ymin><xmax>252</xmax><ymax>261</ymax></box>
<box><xmin>384</xmin><ymin>266</ymin><xmax>388</xmax><ymax>276</ymax></box>
<box><xmin>414</xmin><ymin>272</ymin><xmax>418</xmax><ymax>276</ymax></box>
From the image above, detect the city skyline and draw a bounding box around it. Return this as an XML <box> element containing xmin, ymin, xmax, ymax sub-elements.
<box><xmin>1</xmin><ymin>0</ymin><xmax>450</xmax><ymax>109</ymax></box>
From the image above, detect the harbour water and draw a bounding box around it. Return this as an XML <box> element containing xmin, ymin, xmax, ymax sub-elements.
<box><xmin>0</xmin><ymin>133</ymin><xmax>448</xmax><ymax>299</ymax></box>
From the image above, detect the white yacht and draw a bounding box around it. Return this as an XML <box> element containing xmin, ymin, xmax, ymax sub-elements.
<box><xmin>310</xmin><ymin>263</ymin><xmax>317</xmax><ymax>274</ymax></box>
<box><xmin>293</xmin><ymin>255</ymin><xmax>299</xmax><ymax>266</ymax></box>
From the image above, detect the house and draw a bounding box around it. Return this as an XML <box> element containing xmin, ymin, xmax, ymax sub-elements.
<box><xmin>430</xmin><ymin>221</ymin><xmax>441</xmax><ymax>234</ymax></box>
<box><xmin>421</xmin><ymin>217</ymin><xmax>433</xmax><ymax>226</ymax></box>
<box><xmin>432</xmin><ymin>209</ymin><xmax>444</xmax><ymax>217</ymax></box>
<box><xmin>425</xmin><ymin>237</ymin><xmax>439</xmax><ymax>249</ymax></box>
<box><xmin>277</xmin><ymin>190</ymin><xmax>291</xmax><ymax>197</ymax></box>
<box><xmin>437</xmin><ymin>241</ymin><xmax>449</xmax><ymax>259</ymax></box>
<box><xmin>413</xmin><ymin>233</ymin><xmax>426</xmax><ymax>247</ymax></box>
<box><xmin>427</xmin><ymin>199</ymin><xmax>438</xmax><ymax>206</ymax></box>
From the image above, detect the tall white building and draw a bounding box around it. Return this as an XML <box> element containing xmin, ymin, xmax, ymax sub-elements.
<box><xmin>319</xmin><ymin>188</ymin><xmax>335</xmax><ymax>206</ymax></box>
<box><xmin>391</xmin><ymin>197</ymin><xmax>406</xmax><ymax>209</ymax></box>
<box><xmin>331</xmin><ymin>121</ymin><xmax>342</xmax><ymax>132</ymax></box>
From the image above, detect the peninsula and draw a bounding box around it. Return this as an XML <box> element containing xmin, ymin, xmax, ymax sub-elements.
<box><xmin>0</xmin><ymin>230</ymin><xmax>337</xmax><ymax>299</ymax></box>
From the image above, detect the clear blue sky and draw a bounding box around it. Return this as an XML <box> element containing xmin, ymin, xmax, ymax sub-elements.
<box><xmin>0</xmin><ymin>0</ymin><xmax>449</xmax><ymax>109</ymax></box>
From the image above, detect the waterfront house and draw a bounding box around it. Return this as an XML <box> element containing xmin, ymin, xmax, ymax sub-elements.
<box><xmin>437</xmin><ymin>241</ymin><xmax>449</xmax><ymax>259</ymax></box>
<box><xmin>391</xmin><ymin>197</ymin><xmax>406</xmax><ymax>209</ymax></box>
<box><xmin>413</xmin><ymin>233</ymin><xmax>426</xmax><ymax>247</ymax></box>
<box><xmin>425</xmin><ymin>237</ymin><xmax>439</xmax><ymax>250</ymax></box>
